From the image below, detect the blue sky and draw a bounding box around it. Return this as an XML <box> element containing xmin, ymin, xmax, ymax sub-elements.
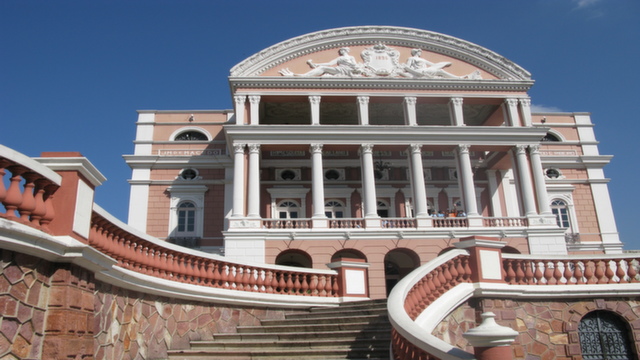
<box><xmin>2</xmin><ymin>1</ymin><xmax>639</xmax><ymax>249</ymax></box>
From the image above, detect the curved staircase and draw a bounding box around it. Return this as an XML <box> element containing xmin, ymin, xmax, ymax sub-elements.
<box><xmin>168</xmin><ymin>299</ymin><xmax>391</xmax><ymax>360</ymax></box>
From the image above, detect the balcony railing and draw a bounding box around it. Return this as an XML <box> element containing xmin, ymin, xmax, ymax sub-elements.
<box><xmin>246</xmin><ymin>216</ymin><xmax>529</xmax><ymax>231</ymax></box>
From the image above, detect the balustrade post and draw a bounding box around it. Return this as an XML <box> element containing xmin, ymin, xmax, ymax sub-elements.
<box><xmin>463</xmin><ymin>312</ymin><xmax>518</xmax><ymax>360</ymax></box>
<box><xmin>326</xmin><ymin>258</ymin><xmax>369</xmax><ymax>298</ymax></box>
<box><xmin>455</xmin><ymin>236</ymin><xmax>507</xmax><ymax>283</ymax></box>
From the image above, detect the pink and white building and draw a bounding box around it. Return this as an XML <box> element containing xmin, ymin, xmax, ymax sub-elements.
<box><xmin>125</xmin><ymin>26</ymin><xmax>622</xmax><ymax>300</ymax></box>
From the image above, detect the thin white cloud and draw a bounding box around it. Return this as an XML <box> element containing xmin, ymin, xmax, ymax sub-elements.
<box><xmin>531</xmin><ymin>104</ymin><xmax>564</xmax><ymax>113</ymax></box>
<box><xmin>573</xmin><ymin>0</ymin><xmax>602</xmax><ymax>8</ymax></box>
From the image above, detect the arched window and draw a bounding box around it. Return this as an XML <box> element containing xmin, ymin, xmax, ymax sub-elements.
<box><xmin>579</xmin><ymin>310</ymin><xmax>635</xmax><ymax>360</ymax></box>
<box><xmin>325</xmin><ymin>200</ymin><xmax>345</xmax><ymax>218</ymax></box>
<box><xmin>175</xmin><ymin>131</ymin><xmax>208</xmax><ymax>141</ymax></box>
<box><xmin>276</xmin><ymin>250</ymin><xmax>313</xmax><ymax>268</ymax></box>
<box><xmin>551</xmin><ymin>199</ymin><xmax>570</xmax><ymax>229</ymax></box>
<box><xmin>542</xmin><ymin>132</ymin><xmax>561</xmax><ymax>142</ymax></box>
<box><xmin>277</xmin><ymin>200</ymin><xmax>299</xmax><ymax>219</ymax></box>
<box><xmin>177</xmin><ymin>201</ymin><xmax>196</xmax><ymax>234</ymax></box>
<box><xmin>377</xmin><ymin>200</ymin><xmax>389</xmax><ymax>218</ymax></box>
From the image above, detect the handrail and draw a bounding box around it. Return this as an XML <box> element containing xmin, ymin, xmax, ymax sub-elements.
<box><xmin>0</xmin><ymin>145</ymin><xmax>62</xmax><ymax>232</ymax></box>
<box><xmin>387</xmin><ymin>249</ymin><xmax>475</xmax><ymax>360</ymax></box>
<box><xmin>388</xmin><ymin>251</ymin><xmax>640</xmax><ymax>360</ymax></box>
<box><xmin>483</xmin><ymin>216</ymin><xmax>528</xmax><ymax>227</ymax></box>
<box><xmin>502</xmin><ymin>254</ymin><xmax>639</xmax><ymax>285</ymax></box>
<box><xmin>91</xmin><ymin>206</ymin><xmax>338</xmax><ymax>297</ymax></box>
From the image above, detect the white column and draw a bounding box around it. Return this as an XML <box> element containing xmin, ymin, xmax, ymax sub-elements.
<box><xmin>249</xmin><ymin>95</ymin><xmax>261</xmax><ymax>125</ymax></box>
<box><xmin>529</xmin><ymin>145</ymin><xmax>552</xmax><ymax>215</ymax></box>
<box><xmin>450</xmin><ymin>97</ymin><xmax>465</xmax><ymax>126</ymax></box>
<box><xmin>520</xmin><ymin>98</ymin><xmax>532</xmax><ymax>127</ymax></box>
<box><xmin>486</xmin><ymin>169</ymin><xmax>503</xmax><ymax>217</ymax></box>
<box><xmin>357</xmin><ymin>96</ymin><xmax>370</xmax><ymax>125</ymax></box>
<box><xmin>310</xmin><ymin>143</ymin><xmax>326</xmax><ymax>218</ymax></box>
<box><xmin>247</xmin><ymin>143</ymin><xmax>261</xmax><ymax>218</ymax></box>
<box><xmin>231</xmin><ymin>143</ymin><xmax>246</xmax><ymax>218</ymax></box>
<box><xmin>505</xmin><ymin>98</ymin><xmax>521</xmax><ymax>127</ymax></box>
<box><xmin>360</xmin><ymin>144</ymin><xmax>378</xmax><ymax>218</ymax></box>
<box><xmin>456</xmin><ymin>145</ymin><xmax>479</xmax><ymax>216</ymax></box>
<box><xmin>309</xmin><ymin>96</ymin><xmax>321</xmax><ymax>125</ymax></box>
<box><xmin>514</xmin><ymin>145</ymin><xmax>537</xmax><ymax>216</ymax></box>
<box><xmin>404</xmin><ymin>97</ymin><xmax>417</xmax><ymax>126</ymax></box>
<box><xmin>409</xmin><ymin>144</ymin><xmax>429</xmax><ymax>217</ymax></box>
<box><xmin>234</xmin><ymin>95</ymin><xmax>247</xmax><ymax>125</ymax></box>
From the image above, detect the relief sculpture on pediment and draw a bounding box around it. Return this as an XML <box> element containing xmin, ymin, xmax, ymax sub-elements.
<box><xmin>279</xmin><ymin>44</ymin><xmax>482</xmax><ymax>79</ymax></box>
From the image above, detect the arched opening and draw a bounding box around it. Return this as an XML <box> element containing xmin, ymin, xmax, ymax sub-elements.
<box><xmin>384</xmin><ymin>248</ymin><xmax>420</xmax><ymax>296</ymax></box>
<box><xmin>275</xmin><ymin>249</ymin><xmax>313</xmax><ymax>268</ymax></box>
<box><xmin>331</xmin><ymin>249</ymin><xmax>367</xmax><ymax>262</ymax></box>
<box><xmin>579</xmin><ymin>310</ymin><xmax>635</xmax><ymax>360</ymax></box>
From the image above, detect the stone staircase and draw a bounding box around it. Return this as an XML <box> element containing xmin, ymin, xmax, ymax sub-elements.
<box><xmin>168</xmin><ymin>299</ymin><xmax>391</xmax><ymax>360</ymax></box>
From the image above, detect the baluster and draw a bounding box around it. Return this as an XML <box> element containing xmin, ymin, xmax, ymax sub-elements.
<box><xmin>211</xmin><ymin>262</ymin><xmax>221</xmax><ymax>287</ymax></box>
<box><xmin>448</xmin><ymin>259</ymin><xmax>459</xmax><ymax>285</ymax></box>
<box><xmin>595</xmin><ymin>260</ymin><xmax>607</xmax><ymax>284</ymax></box>
<box><xmin>39</xmin><ymin>184</ymin><xmax>57</xmax><ymax>232</ymax></box>
<box><xmin>300</xmin><ymin>273</ymin><xmax>309</xmax><ymax>295</ymax></box>
<box><xmin>323</xmin><ymin>275</ymin><xmax>332</xmax><ymax>296</ymax></box>
<box><xmin>543</xmin><ymin>262</ymin><xmax>554</xmax><ymax>285</ymax></box>
<box><xmin>462</xmin><ymin>257</ymin><xmax>472</xmax><ymax>281</ymax></box>
<box><xmin>616</xmin><ymin>259</ymin><xmax>628</xmax><ymax>283</ymax></box>
<box><xmin>270</xmin><ymin>270</ymin><xmax>280</xmax><ymax>294</ymax></box>
<box><xmin>505</xmin><ymin>260</ymin><xmax>516</xmax><ymax>284</ymax></box>
<box><xmin>286</xmin><ymin>273</ymin><xmax>295</xmax><ymax>293</ymax></box>
<box><xmin>255</xmin><ymin>269</ymin><xmax>265</xmax><ymax>292</ymax></box>
<box><xmin>277</xmin><ymin>272</ymin><xmax>286</xmax><ymax>294</ymax></box>
<box><xmin>573</xmin><ymin>260</ymin><xmax>584</xmax><ymax>284</ymax></box>
<box><xmin>332</xmin><ymin>276</ymin><xmax>339</xmax><ymax>296</ymax></box>
<box><xmin>442</xmin><ymin>263</ymin><xmax>453</xmax><ymax>289</ymax></box>
<box><xmin>243</xmin><ymin>266</ymin><xmax>253</xmax><ymax>291</ymax></box>
<box><xmin>18</xmin><ymin>172</ymin><xmax>37</xmax><ymax>222</ymax></box>
<box><xmin>584</xmin><ymin>260</ymin><xmax>596</xmax><ymax>284</ymax></box>
<box><xmin>533</xmin><ymin>261</ymin><xmax>544</xmax><ymax>284</ymax></box>
<box><xmin>4</xmin><ymin>166</ymin><xmax>26</xmax><ymax>219</ymax></box>
<box><xmin>0</xmin><ymin>160</ymin><xmax>9</xmax><ymax>205</ymax></box>
<box><xmin>263</xmin><ymin>270</ymin><xmax>274</xmax><ymax>293</ymax></box>
<box><xmin>604</xmin><ymin>260</ymin><xmax>615</xmax><ymax>284</ymax></box>
<box><xmin>564</xmin><ymin>260</ymin><xmax>574</xmax><ymax>284</ymax></box>
<box><xmin>515</xmin><ymin>260</ymin><xmax>525</xmax><ymax>285</ymax></box>
<box><xmin>524</xmin><ymin>261</ymin><xmax>534</xmax><ymax>284</ymax></box>
<box><xmin>309</xmin><ymin>274</ymin><xmax>318</xmax><ymax>296</ymax></box>
<box><xmin>627</xmin><ymin>259</ymin><xmax>638</xmax><ymax>283</ymax></box>
<box><xmin>553</xmin><ymin>261</ymin><xmax>563</xmax><ymax>284</ymax></box>
<box><xmin>30</xmin><ymin>178</ymin><xmax>47</xmax><ymax>227</ymax></box>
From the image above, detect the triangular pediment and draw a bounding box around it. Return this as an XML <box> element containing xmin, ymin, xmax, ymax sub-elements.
<box><xmin>230</xmin><ymin>26</ymin><xmax>531</xmax><ymax>81</ymax></box>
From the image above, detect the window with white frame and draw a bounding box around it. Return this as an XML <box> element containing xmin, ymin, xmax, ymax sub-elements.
<box><xmin>167</xmin><ymin>185</ymin><xmax>207</xmax><ymax>243</ymax></box>
<box><xmin>176</xmin><ymin>201</ymin><xmax>196</xmax><ymax>235</ymax></box>
<box><xmin>277</xmin><ymin>200</ymin><xmax>300</xmax><ymax>219</ymax></box>
<box><xmin>377</xmin><ymin>200</ymin><xmax>390</xmax><ymax>218</ymax></box>
<box><xmin>325</xmin><ymin>200</ymin><xmax>345</xmax><ymax>218</ymax></box>
<box><xmin>551</xmin><ymin>199</ymin><xmax>571</xmax><ymax>229</ymax></box>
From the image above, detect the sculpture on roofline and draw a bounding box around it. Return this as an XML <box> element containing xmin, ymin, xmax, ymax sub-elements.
<box><xmin>279</xmin><ymin>47</ymin><xmax>364</xmax><ymax>77</ymax></box>
<box><xmin>401</xmin><ymin>48</ymin><xmax>482</xmax><ymax>79</ymax></box>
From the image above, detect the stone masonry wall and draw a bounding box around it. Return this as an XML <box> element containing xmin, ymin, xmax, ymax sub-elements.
<box><xmin>0</xmin><ymin>249</ymin><xmax>289</xmax><ymax>360</ymax></box>
<box><xmin>435</xmin><ymin>297</ymin><xmax>640</xmax><ymax>360</ymax></box>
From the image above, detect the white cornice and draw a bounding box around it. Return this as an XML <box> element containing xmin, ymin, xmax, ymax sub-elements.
<box><xmin>230</xmin><ymin>26</ymin><xmax>531</xmax><ymax>81</ymax></box>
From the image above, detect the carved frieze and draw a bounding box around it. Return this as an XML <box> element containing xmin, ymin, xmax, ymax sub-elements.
<box><xmin>279</xmin><ymin>43</ymin><xmax>482</xmax><ymax>79</ymax></box>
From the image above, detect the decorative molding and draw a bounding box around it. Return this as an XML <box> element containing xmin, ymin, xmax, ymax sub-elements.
<box><xmin>230</xmin><ymin>26</ymin><xmax>531</xmax><ymax>80</ymax></box>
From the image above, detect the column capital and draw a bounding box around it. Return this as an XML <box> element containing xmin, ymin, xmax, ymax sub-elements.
<box><xmin>404</xmin><ymin>96</ymin><xmax>417</xmax><ymax>105</ymax></box>
<box><xmin>409</xmin><ymin>143</ymin><xmax>422</xmax><ymax>154</ymax></box>
<box><xmin>458</xmin><ymin>144</ymin><xmax>471</xmax><ymax>154</ymax></box>
<box><xmin>520</xmin><ymin>98</ymin><xmax>531</xmax><ymax>107</ymax></box>
<box><xmin>529</xmin><ymin>144</ymin><xmax>541</xmax><ymax>154</ymax></box>
<box><xmin>247</xmin><ymin>143</ymin><xmax>261</xmax><ymax>153</ymax></box>
<box><xmin>450</xmin><ymin>97</ymin><xmax>464</xmax><ymax>106</ymax></box>
<box><xmin>310</xmin><ymin>143</ymin><xmax>323</xmax><ymax>153</ymax></box>
<box><xmin>233</xmin><ymin>143</ymin><xmax>246</xmax><ymax>153</ymax></box>
<box><xmin>357</xmin><ymin>96</ymin><xmax>370</xmax><ymax>105</ymax></box>
<box><xmin>248</xmin><ymin>95</ymin><xmax>261</xmax><ymax>104</ymax></box>
<box><xmin>515</xmin><ymin>144</ymin><xmax>528</xmax><ymax>155</ymax></box>
<box><xmin>234</xmin><ymin>95</ymin><xmax>247</xmax><ymax>105</ymax></box>
<box><xmin>308</xmin><ymin>95</ymin><xmax>321</xmax><ymax>105</ymax></box>
<box><xmin>361</xmin><ymin>143</ymin><xmax>374</xmax><ymax>153</ymax></box>
<box><xmin>505</xmin><ymin>98</ymin><xmax>519</xmax><ymax>106</ymax></box>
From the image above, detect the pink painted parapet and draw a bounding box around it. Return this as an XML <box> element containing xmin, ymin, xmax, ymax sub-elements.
<box><xmin>388</xmin><ymin>236</ymin><xmax>640</xmax><ymax>360</ymax></box>
<box><xmin>90</xmin><ymin>210</ymin><xmax>339</xmax><ymax>297</ymax></box>
<box><xmin>0</xmin><ymin>146</ymin><xmax>61</xmax><ymax>232</ymax></box>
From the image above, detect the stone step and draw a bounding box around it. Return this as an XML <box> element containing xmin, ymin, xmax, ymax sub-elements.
<box><xmin>261</xmin><ymin>313</ymin><xmax>388</xmax><ymax>326</ymax></box>
<box><xmin>168</xmin><ymin>346</ymin><xmax>390</xmax><ymax>360</ymax></box>
<box><xmin>285</xmin><ymin>305</ymin><xmax>387</xmax><ymax>319</ymax></box>
<box><xmin>189</xmin><ymin>336</ymin><xmax>390</xmax><ymax>350</ymax></box>
<box><xmin>206</xmin><ymin>328</ymin><xmax>390</xmax><ymax>342</ymax></box>
<box><xmin>237</xmin><ymin>320</ymin><xmax>387</xmax><ymax>334</ymax></box>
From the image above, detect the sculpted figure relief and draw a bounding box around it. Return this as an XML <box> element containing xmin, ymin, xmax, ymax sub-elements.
<box><xmin>280</xmin><ymin>47</ymin><xmax>363</xmax><ymax>77</ymax></box>
<box><xmin>279</xmin><ymin>45</ymin><xmax>482</xmax><ymax>79</ymax></box>
<box><xmin>401</xmin><ymin>49</ymin><xmax>481</xmax><ymax>79</ymax></box>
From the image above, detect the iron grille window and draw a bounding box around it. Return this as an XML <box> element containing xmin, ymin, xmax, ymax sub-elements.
<box><xmin>579</xmin><ymin>311</ymin><xmax>635</xmax><ymax>360</ymax></box>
